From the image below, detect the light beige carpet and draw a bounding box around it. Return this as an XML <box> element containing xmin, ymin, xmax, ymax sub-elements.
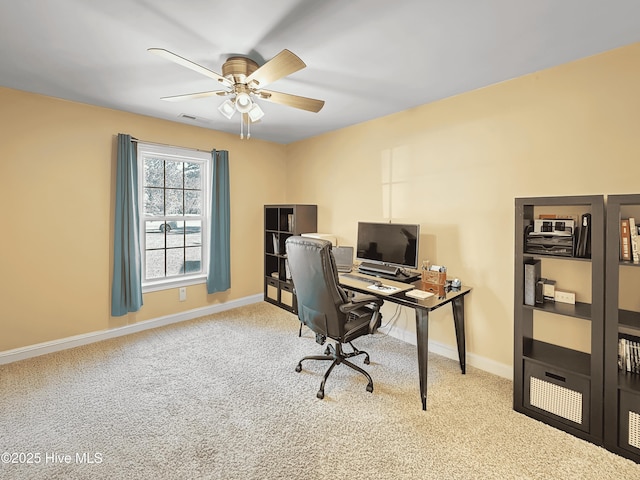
<box><xmin>0</xmin><ymin>302</ymin><xmax>638</xmax><ymax>479</ymax></box>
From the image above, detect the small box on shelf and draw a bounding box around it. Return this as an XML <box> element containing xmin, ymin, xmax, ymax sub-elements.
<box><xmin>535</xmin><ymin>278</ymin><xmax>545</xmax><ymax>304</ymax></box>
<box><xmin>543</xmin><ymin>279</ymin><xmax>556</xmax><ymax>301</ymax></box>
<box><xmin>421</xmin><ymin>269</ymin><xmax>446</xmax><ymax>296</ymax></box>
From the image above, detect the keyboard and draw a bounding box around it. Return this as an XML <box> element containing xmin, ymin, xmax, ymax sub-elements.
<box><xmin>341</xmin><ymin>273</ymin><xmax>380</xmax><ymax>284</ymax></box>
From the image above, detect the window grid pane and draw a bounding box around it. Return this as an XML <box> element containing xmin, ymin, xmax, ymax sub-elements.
<box><xmin>166</xmin><ymin>248</ymin><xmax>184</xmax><ymax>277</ymax></box>
<box><xmin>184</xmin><ymin>162</ymin><xmax>201</xmax><ymax>189</ymax></box>
<box><xmin>165</xmin><ymin>189</ymin><xmax>184</xmax><ymax>216</ymax></box>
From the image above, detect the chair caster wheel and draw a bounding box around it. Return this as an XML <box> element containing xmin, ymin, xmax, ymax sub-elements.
<box><xmin>366</xmin><ymin>383</ymin><xmax>373</xmax><ymax>393</ymax></box>
<box><xmin>364</xmin><ymin>357</ymin><xmax>370</xmax><ymax>365</ymax></box>
<box><xmin>295</xmin><ymin>364</ymin><xmax>302</xmax><ymax>373</ymax></box>
<box><xmin>317</xmin><ymin>390</ymin><xmax>324</xmax><ymax>400</ymax></box>
<box><xmin>324</xmin><ymin>346</ymin><xmax>330</xmax><ymax>355</ymax></box>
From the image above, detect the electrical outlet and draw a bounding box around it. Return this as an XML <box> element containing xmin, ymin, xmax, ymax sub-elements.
<box><xmin>179</xmin><ymin>287</ymin><xmax>187</xmax><ymax>302</ymax></box>
<box><xmin>554</xmin><ymin>290</ymin><xmax>575</xmax><ymax>304</ymax></box>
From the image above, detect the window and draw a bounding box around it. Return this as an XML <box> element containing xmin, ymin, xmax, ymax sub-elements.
<box><xmin>138</xmin><ymin>143</ymin><xmax>210</xmax><ymax>291</ymax></box>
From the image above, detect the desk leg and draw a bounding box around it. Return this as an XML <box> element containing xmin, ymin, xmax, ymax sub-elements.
<box><xmin>415</xmin><ymin>309</ymin><xmax>429</xmax><ymax>410</ymax></box>
<box><xmin>452</xmin><ymin>296</ymin><xmax>466</xmax><ymax>374</ymax></box>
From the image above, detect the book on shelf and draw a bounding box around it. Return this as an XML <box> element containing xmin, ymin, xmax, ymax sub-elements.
<box><xmin>619</xmin><ymin>334</ymin><xmax>640</xmax><ymax>374</ymax></box>
<box><xmin>573</xmin><ymin>213</ymin><xmax>591</xmax><ymax>258</ymax></box>
<box><xmin>581</xmin><ymin>213</ymin><xmax>591</xmax><ymax>258</ymax></box>
<box><xmin>621</xmin><ymin>219</ymin><xmax>632</xmax><ymax>261</ymax></box>
<box><xmin>285</xmin><ymin>259</ymin><xmax>291</xmax><ymax>281</ymax></box>
<box><xmin>629</xmin><ymin>217</ymin><xmax>640</xmax><ymax>263</ymax></box>
<box><xmin>574</xmin><ymin>224</ymin><xmax>583</xmax><ymax>257</ymax></box>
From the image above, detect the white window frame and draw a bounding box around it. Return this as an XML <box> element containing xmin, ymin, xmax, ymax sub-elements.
<box><xmin>137</xmin><ymin>143</ymin><xmax>210</xmax><ymax>293</ymax></box>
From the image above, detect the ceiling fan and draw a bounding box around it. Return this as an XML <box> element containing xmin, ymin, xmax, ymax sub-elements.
<box><xmin>148</xmin><ymin>48</ymin><xmax>325</xmax><ymax>138</ymax></box>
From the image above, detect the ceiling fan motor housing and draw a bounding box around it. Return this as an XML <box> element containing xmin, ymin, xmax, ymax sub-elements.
<box><xmin>222</xmin><ymin>57</ymin><xmax>259</xmax><ymax>85</ymax></box>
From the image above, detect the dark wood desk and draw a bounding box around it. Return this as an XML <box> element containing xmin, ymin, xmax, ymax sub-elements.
<box><xmin>339</xmin><ymin>273</ymin><xmax>471</xmax><ymax>410</ymax></box>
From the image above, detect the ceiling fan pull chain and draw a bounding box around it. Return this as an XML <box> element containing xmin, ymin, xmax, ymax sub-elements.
<box><xmin>247</xmin><ymin>117</ymin><xmax>251</xmax><ymax>139</ymax></box>
<box><xmin>240</xmin><ymin>113</ymin><xmax>244</xmax><ymax>139</ymax></box>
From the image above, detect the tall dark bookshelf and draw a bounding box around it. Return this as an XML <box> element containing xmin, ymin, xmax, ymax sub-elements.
<box><xmin>264</xmin><ymin>204</ymin><xmax>317</xmax><ymax>313</ymax></box>
<box><xmin>514</xmin><ymin>196</ymin><xmax>604</xmax><ymax>445</ymax></box>
<box><xmin>604</xmin><ymin>194</ymin><xmax>640</xmax><ymax>463</ymax></box>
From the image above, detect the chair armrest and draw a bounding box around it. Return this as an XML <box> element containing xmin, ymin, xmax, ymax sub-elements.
<box><xmin>339</xmin><ymin>294</ymin><xmax>383</xmax><ymax>314</ymax></box>
<box><xmin>352</xmin><ymin>293</ymin><xmax>384</xmax><ymax>306</ymax></box>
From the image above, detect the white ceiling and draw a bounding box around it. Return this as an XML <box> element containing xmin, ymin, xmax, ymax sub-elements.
<box><xmin>1</xmin><ymin>0</ymin><xmax>639</xmax><ymax>144</ymax></box>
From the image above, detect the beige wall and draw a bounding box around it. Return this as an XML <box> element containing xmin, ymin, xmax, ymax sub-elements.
<box><xmin>3</xmin><ymin>42</ymin><xmax>640</xmax><ymax>371</ymax></box>
<box><xmin>286</xmin><ymin>42</ymin><xmax>640</xmax><ymax>368</ymax></box>
<box><xmin>0</xmin><ymin>87</ymin><xmax>287</xmax><ymax>351</ymax></box>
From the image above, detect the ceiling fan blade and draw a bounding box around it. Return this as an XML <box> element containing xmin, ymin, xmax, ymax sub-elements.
<box><xmin>160</xmin><ymin>91</ymin><xmax>228</xmax><ymax>102</ymax></box>
<box><xmin>257</xmin><ymin>89</ymin><xmax>325</xmax><ymax>113</ymax></box>
<box><xmin>246</xmin><ymin>49</ymin><xmax>306</xmax><ymax>88</ymax></box>
<box><xmin>148</xmin><ymin>48</ymin><xmax>234</xmax><ymax>89</ymax></box>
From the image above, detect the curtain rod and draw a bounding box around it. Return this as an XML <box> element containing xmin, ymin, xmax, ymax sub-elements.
<box><xmin>128</xmin><ymin>136</ymin><xmax>212</xmax><ymax>154</ymax></box>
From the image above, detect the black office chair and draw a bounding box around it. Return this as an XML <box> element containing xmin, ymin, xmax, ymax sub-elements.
<box><xmin>285</xmin><ymin>236</ymin><xmax>383</xmax><ymax>399</ymax></box>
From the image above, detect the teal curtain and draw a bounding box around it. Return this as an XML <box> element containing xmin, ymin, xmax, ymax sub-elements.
<box><xmin>207</xmin><ymin>150</ymin><xmax>231</xmax><ymax>293</ymax></box>
<box><xmin>111</xmin><ymin>134</ymin><xmax>143</xmax><ymax>316</ymax></box>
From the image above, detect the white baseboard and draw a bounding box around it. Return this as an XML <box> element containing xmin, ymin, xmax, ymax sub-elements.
<box><xmin>0</xmin><ymin>294</ymin><xmax>263</xmax><ymax>366</ymax></box>
<box><xmin>381</xmin><ymin>326</ymin><xmax>512</xmax><ymax>380</ymax></box>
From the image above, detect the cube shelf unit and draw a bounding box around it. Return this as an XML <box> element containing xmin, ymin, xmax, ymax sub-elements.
<box><xmin>514</xmin><ymin>196</ymin><xmax>604</xmax><ymax>445</ymax></box>
<box><xmin>605</xmin><ymin>194</ymin><xmax>640</xmax><ymax>463</ymax></box>
<box><xmin>264</xmin><ymin>204</ymin><xmax>317</xmax><ymax>313</ymax></box>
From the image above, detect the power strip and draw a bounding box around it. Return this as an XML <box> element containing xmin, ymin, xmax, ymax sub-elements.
<box><xmin>554</xmin><ymin>290</ymin><xmax>575</xmax><ymax>304</ymax></box>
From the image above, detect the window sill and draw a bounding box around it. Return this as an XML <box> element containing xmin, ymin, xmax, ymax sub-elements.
<box><xmin>142</xmin><ymin>275</ymin><xmax>206</xmax><ymax>293</ymax></box>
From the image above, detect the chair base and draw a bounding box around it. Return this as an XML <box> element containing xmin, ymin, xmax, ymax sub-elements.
<box><xmin>295</xmin><ymin>342</ymin><xmax>373</xmax><ymax>399</ymax></box>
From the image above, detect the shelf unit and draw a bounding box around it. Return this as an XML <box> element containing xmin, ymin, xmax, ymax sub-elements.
<box><xmin>605</xmin><ymin>194</ymin><xmax>640</xmax><ymax>463</ymax></box>
<box><xmin>514</xmin><ymin>196</ymin><xmax>604</xmax><ymax>445</ymax></box>
<box><xmin>264</xmin><ymin>204</ymin><xmax>317</xmax><ymax>313</ymax></box>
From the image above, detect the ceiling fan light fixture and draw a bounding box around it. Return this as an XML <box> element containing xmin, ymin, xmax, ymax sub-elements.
<box><xmin>248</xmin><ymin>103</ymin><xmax>264</xmax><ymax>122</ymax></box>
<box><xmin>234</xmin><ymin>92</ymin><xmax>252</xmax><ymax>113</ymax></box>
<box><xmin>218</xmin><ymin>99</ymin><xmax>235</xmax><ymax>119</ymax></box>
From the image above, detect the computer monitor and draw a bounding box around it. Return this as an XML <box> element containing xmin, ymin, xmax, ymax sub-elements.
<box><xmin>356</xmin><ymin>222</ymin><xmax>420</xmax><ymax>270</ymax></box>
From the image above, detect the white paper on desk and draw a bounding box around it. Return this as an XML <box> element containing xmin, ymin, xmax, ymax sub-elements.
<box><xmin>406</xmin><ymin>289</ymin><xmax>434</xmax><ymax>300</ymax></box>
<box><xmin>366</xmin><ymin>284</ymin><xmax>401</xmax><ymax>294</ymax></box>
